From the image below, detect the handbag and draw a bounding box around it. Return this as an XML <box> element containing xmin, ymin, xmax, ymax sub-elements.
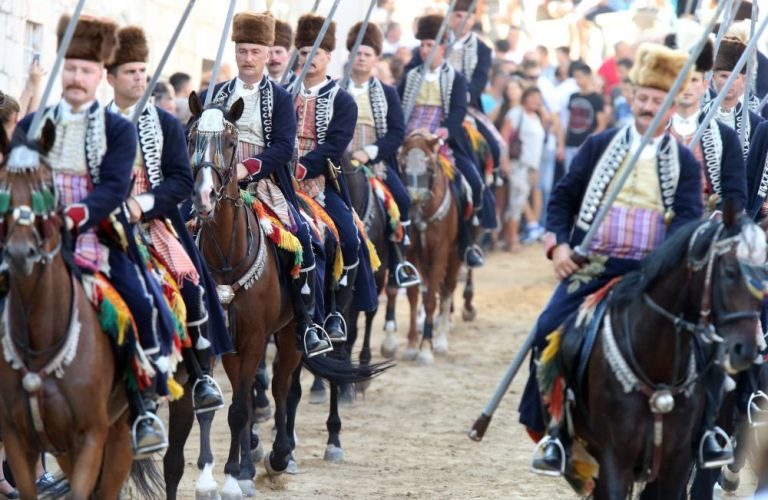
<box><xmin>508</xmin><ymin>110</ymin><xmax>524</xmax><ymax>160</ymax></box>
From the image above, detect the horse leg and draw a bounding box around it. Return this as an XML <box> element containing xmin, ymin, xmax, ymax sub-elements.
<box><xmin>404</xmin><ymin>284</ymin><xmax>420</xmax><ymax>360</ymax></box>
<box><xmin>356</xmin><ymin>309</ymin><xmax>375</xmax><ymax>396</ymax></box>
<box><xmin>593</xmin><ymin>449</ymin><xmax>633</xmax><ymax>500</ymax></box>
<box><xmin>309</xmin><ymin>374</ymin><xmax>326</xmax><ymax>405</ymax></box>
<box><xmin>418</xmin><ymin>254</ymin><xmax>447</xmax><ymax>365</ymax></box>
<box><xmin>68</xmin><ymin>428</ymin><xmax>109</xmax><ymax>499</ymax></box>
<box><xmin>94</xmin><ymin>413</ymin><xmax>132</xmax><ymax>500</ymax></box>
<box><xmin>3</xmin><ymin>428</ymin><xmax>39</xmax><ymax>500</ymax></box>
<box><xmin>284</xmin><ymin>363</ymin><xmax>303</xmax><ymax>474</ymax></box>
<box><xmin>235</xmin><ymin>340</ymin><xmax>263</xmax><ymax>496</ymax></box>
<box><xmin>435</xmin><ymin>257</ymin><xmax>460</xmax><ymax>356</ymax></box>
<box><xmin>339</xmin><ymin>311</ymin><xmax>359</xmax><ymax>406</ymax></box>
<box><xmin>163</xmin><ymin>386</ymin><xmax>197</xmax><ymax>500</ymax></box>
<box><xmin>252</xmin><ymin>343</ymin><xmax>272</xmax><ymax>424</ymax></box>
<box><xmin>265</xmin><ymin>326</ymin><xmax>302</xmax><ymax>476</ymax></box>
<box><xmin>324</xmin><ymin>382</ymin><xmax>344</xmax><ymax>462</ymax></box>
<box><xmin>380</xmin><ymin>285</ymin><xmax>399</xmax><ymax>359</ymax></box>
<box><xmin>462</xmin><ymin>267</ymin><xmax>477</xmax><ymax>321</ymax></box>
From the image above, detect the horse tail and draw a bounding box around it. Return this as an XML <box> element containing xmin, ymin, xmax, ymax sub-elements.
<box><xmin>129</xmin><ymin>458</ymin><xmax>165</xmax><ymax>499</ymax></box>
<box><xmin>302</xmin><ymin>354</ymin><xmax>392</xmax><ymax>385</ymax></box>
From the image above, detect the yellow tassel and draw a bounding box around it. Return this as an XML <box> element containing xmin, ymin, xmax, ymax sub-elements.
<box><xmin>167</xmin><ymin>377</ymin><xmax>184</xmax><ymax>401</ymax></box>
<box><xmin>367</xmin><ymin>238</ymin><xmax>381</xmax><ymax>271</ymax></box>
<box><xmin>540</xmin><ymin>330</ymin><xmax>561</xmax><ymax>364</ymax></box>
<box><xmin>438</xmin><ymin>155</ymin><xmax>455</xmax><ymax>179</ymax></box>
<box><xmin>333</xmin><ymin>248</ymin><xmax>344</xmax><ymax>283</ymax></box>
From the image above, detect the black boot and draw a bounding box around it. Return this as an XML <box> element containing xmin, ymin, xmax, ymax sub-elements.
<box><xmin>295</xmin><ymin>267</ymin><xmax>332</xmax><ymax>357</ymax></box>
<box><xmin>457</xmin><ymin>213</ymin><xmax>484</xmax><ymax>268</ymax></box>
<box><xmin>531</xmin><ymin>434</ymin><xmax>566</xmax><ymax>476</ymax></box>
<box><xmin>698</xmin><ymin>427</ymin><xmax>734</xmax><ymax>469</ymax></box>
<box><xmin>324</xmin><ymin>261</ymin><xmax>358</xmax><ymax>343</ymax></box>
<box><xmin>184</xmin><ymin>328</ymin><xmax>225</xmax><ymax>414</ymax></box>
<box><xmin>129</xmin><ymin>390</ymin><xmax>167</xmax><ymax>459</ymax></box>
<box><xmin>390</xmin><ymin>232</ymin><xmax>420</xmax><ymax>289</ymax></box>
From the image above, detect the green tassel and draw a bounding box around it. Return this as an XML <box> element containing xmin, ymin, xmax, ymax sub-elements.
<box><xmin>31</xmin><ymin>191</ymin><xmax>45</xmax><ymax>214</ymax></box>
<box><xmin>240</xmin><ymin>190</ymin><xmax>254</xmax><ymax>206</ymax></box>
<box><xmin>99</xmin><ymin>299</ymin><xmax>119</xmax><ymax>340</ymax></box>
<box><xmin>42</xmin><ymin>189</ymin><xmax>55</xmax><ymax>213</ymax></box>
<box><xmin>0</xmin><ymin>191</ymin><xmax>11</xmax><ymax>214</ymax></box>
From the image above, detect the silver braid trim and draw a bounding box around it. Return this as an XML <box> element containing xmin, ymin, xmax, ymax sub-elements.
<box><xmin>85</xmin><ymin>105</ymin><xmax>107</xmax><ymax>184</ymax></box>
<box><xmin>260</xmin><ymin>78</ymin><xmax>274</xmax><ymax>147</ymax></box>
<box><xmin>463</xmin><ymin>33</ymin><xmax>479</xmax><ymax>82</ymax></box>
<box><xmin>700</xmin><ymin>120</ymin><xmax>723</xmax><ymax>197</ymax></box>
<box><xmin>315</xmin><ymin>84</ymin><xmax>339</xmax><ymax>146</ymax></box>
<box><xmin>736</xmin><ymin>102</ymin><xmax>751</xmax><ymax>160</ymax></box>
<box><xmin>657</xmin><ymin>135</ymin><xmax>680</xmax><ymax>213</ymax></box>
<box><xmin>138</xmin><ymin>105</ymin><xmax>164</xmax><ymax>188</ymax></box>
<box><xmin>370</xmin><ymin>77</ymin><xmax>388</xmax><ymax>139</ymax></box>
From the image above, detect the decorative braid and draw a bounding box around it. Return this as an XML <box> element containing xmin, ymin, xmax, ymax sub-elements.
<box><xmin>85</xmin><ymin>105</ymin><xmax>107</xmax><ymax>184</ymax></box>
<box><xmin>261</xmin><ymin>79</ymin><xmax>274</xmax><ymax>147</ymax></box>
<box><xmin>138</xmin><ymin>105</ymin><xmax>164</xmax><ymax>188</ymax></box>
<box><xmin>700</xmin><ymin>120</ymin><xmax>723</xmax><ymax>197</ymax></box>
<box><xmin>370</xmin><ymin>78</ymin><xmax>388</xmax><ymax>139</ymax></box>
<box><xmin>315</xmin><ymin>84</ymin><xmax>339</xmax><ymax>146</ymax></box>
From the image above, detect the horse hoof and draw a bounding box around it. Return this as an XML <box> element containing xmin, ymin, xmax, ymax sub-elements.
<box><xmin>286</xmin><ymin>459</ymin><xmax>300</xmax><ymax>475</ymax></box>
<box><xmin>434</xmin><ymin>336</ymin><xmax>448</xmax><ymax>355</ymax></box>
<box><xmin>402</xmin><ymin>348</ymin><xmax>419</xmax><ymax>361</ymax></box>
<box><xmin>718</xmin><ymin>466</ymin><xmax>740</xmax><ymax>493</ymax></box>
<box><xmin>195</xmin><ymin>463</ymin><xmax>218</xmax><ymax>499</ymax></box>
<box><xmin>380</xmin><ymin>337</ymin><xmax>398</xmax><ymax>359</ymax></box>
<box><xmin>253</xmin><ymin>404</ymin><xmax>272</xmax><ymax>423</ymax></box>
<box><xmin>462</xmin><ymin>306</ymin><xmax>477</xmax><ymax>322</ymax></box>
<box><xmin>220</xmin><ymin>475</ymin><xmax>242</xmax><ymax>500</ymax></box>
<box><xmin>263</xmin><ymin>454</ymin><xmax>286</xmax><ymax>476</ymax></box>
<box><xmin>195</xmin><ymin>489</ymin><xmax>219</xmax><ymax>500</ymax></box>
<box><xmin>237</xmin><ymin>479</ymin><xmax>255</xmax><ymax>498</ymax></box>
<box><xmin>250</xmin><ymin>441</ymin><xmax>264</xmax><ymax>462</ymax></box>
<box><xmin>417</xmin><ymin>350</ymin><xmax>434</xmax><ymax>365</ymax></box>
<box><xmin>323</xmin><ymin>444</ymin><xmax>344</xmax><ymax>462</ymax></box>
<box><xmin>355</xmin><ymin>379</ymin><xmax>371</xmax><ymax>395</ymax></box>
<box><xmin>309</xmin><ymin>389</ymin><xmax>327</xmax><ymax>405</ymax></box>
<box><xmin>339</xmin><ymin>384</ymin><xmax>355</xmax><ymax>407</ymax></box>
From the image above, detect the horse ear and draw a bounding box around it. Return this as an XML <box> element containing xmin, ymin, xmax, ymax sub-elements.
<box><xmin>39</xmin><ymin>119</ymin><xmax>57</xmax><ymax>155</ymax></box>
<box><xmin>722</xmin><ymin>199</ymin><xmax>739</xmax><ymax>229</ymax></box>
<box><xmin>189</xmin><ymin>91</ymin><xmax>203</xmax><ymax>119</ymax></box>
<box><xmin>228</xmin><ymin>98</ymin><xmax>245</xmax><ymax>123</ymax></box>
<box><xmin>427</xmin><ymin>136</ymin><xmax>440</xmax><ymax>152</ymax></box>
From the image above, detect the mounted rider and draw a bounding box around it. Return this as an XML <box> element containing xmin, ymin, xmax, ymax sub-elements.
<box><xmin>15</xmin><ymin>15</ymin><xmax>183</xmax><ymax>458</ymax></box>
<box><xmin>104</xmin><ymin>25</ymin><xmax>229</xmax><ymax>414</ymax></box>
<box><xmin>397</xmin><ymin>14</ymin><xmax>490</xmax><ymax>268</ymax></box>
<box><xmin>665</xmin><ymin>19</ymin><xmax>748</xmax><ymax>214</ymax></box>
<box><xmin>518</xmin><ymin>43</ymin><xmax>729</xmax><ymax>474</ymax></box>
<box><xmin>343</xmin><ymin>20</ymin><xmax>420</xmax><ymax>289</ymax></box>
<box><xmin>287</xmin><ymin>13</ymin><xmax>379</xmax><ymax>341</ymax></box>
<box><xmin>200</xmin><ymin>11</ymin><xmax>332</xmax><ymax>357</ymax></box>
<box><xmin>267</xmin><ymin>18</ymin><xmax>293</xmax><ymax>86</ymax></box>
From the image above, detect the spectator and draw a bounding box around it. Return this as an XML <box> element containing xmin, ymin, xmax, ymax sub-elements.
<box><xmin>374</xmin><ymin>56</ymin><xmax>395</xmax><ymax>85</ymax></box>
<box><xmin>169</xmin><ymin>72</ymin><xmax>192</xmax><ymax>98</ymax></box>
<box><xmin>382</xmin><ymin>22</ymin><xmax>404</xmax><ymax>55</ymax></box>
<box><xmin>0</xmin><ymin>92</ymin><xmax>20</xmax><ymax>159</ymax></box>
<box><xmin>563</xmin><ymin>62</ymin><xmax>607</xmax><ymax>171</ymax></box>
<box><xmin>553</xmin><ymin>46</ymin><xmax>571</xmax><ymax>84</ymax></box>
<box><xmin>491</xmin><ymin>77</ymin><xmax>524</xmax><ymax>130</ymax></box>
<box><xmin>153</xmin><ymin>81</ymin><xmax>176</xmax><ymax>116</ymax></box>
<box><xmin>612</xmin><ymin>77</ymin><xmax>634</xmax><ymax>127</ymax></box>
<box><xmin>500</xmin><ymin>87</ymin><xmax>547</xmax><ymax>252</ymax></box>
<box><xmin>597</xmin><ymin>40</ymin><xmax>634</xmax><ymax>98</ymax></box>
<box><xmin>494</xmin><ymin>38</ymin><xmax>510</xmax><ymax>60</ymax></box>
<box><xmin>17</xmin><ymin>60</ymin><xmax>46</xmax><ymax>117</ymax></box>
<box><xmin>538</xmin><ymin>45</ymin><xmax>557</xmax><ymax>83</ymax></box>
<box><xmin>482</xmin><ymin>67</ymin><xmax>509</xmax><ymax>116</ymax></box>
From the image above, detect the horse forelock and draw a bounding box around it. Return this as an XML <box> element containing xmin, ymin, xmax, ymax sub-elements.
<box><xmin>198</xmin><ymin>108</ymin><xmax>226</xmax><ymax>133</ymax></box>
<box><xmin>736</xmin><ymin>220</ymin><xmax>767</xmax><ymax>267</ymax></box>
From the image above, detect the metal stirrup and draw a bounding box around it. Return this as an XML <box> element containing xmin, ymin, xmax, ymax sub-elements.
<box><xmin>395</xmin><ymin>262</ymin><xmax>421</xmax><ymax>288</ymax></box>
<box><xmin>530</xmin><ymin>436</ymin><xmax>565</xmax><ymax>477</ymax></box>
<box><xmin>131</xmin><ymin>412</ymin><xmax>169</xmax><ymax>458</ymax></box>
<box><xmin>304</xmin><ymin>325</ymin><xmax>333</xmax><ymax>358</ymax></box>
<box><xmin>191</xmin><ymin>375</ymin><xmax>225</xmax><ymax>414</ymax></box>
<box><xmin>698</xmin><ymin>427</ymin><xmax>733</xmax><ymax>468</ymax></box>
<box><xmin>323</xmin><ymin>312</ymin><xmax>348</xmax><ymax>342</ymax></box>
<box><xmin>748</xmin><ymin>391</ymin><xmax>768</xmax><ymax>428</ymax></box>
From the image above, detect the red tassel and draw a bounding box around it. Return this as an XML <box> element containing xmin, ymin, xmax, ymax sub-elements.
<box><xmin>549</xmin><ymin>376</ymin><xmax>565</xmax><ymax>423</ymax></box>
<box><xmin>527</xmin><ymin>428</ymin><xmax>544</xmax><ymax>443</ymax></box>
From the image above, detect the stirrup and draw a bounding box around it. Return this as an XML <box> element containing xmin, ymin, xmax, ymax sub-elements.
<box><xmin>131</xmin><ymin>412</ymin><xmax>168</xmax><ymax>459</ymax></box>
<box><xmin>304</xmin><ymin>325</ymin><xmax>334</xmax><ymax>358</ymax></box>
<box><xmin>748</xmin><ymin>391</ymin><xmax>768</xmax><ymax>428</ymax></box>
<box><xmin>192</xmin><ymin>375</ymin><xmax>226</xmax><ymax>415</ymax></box>
<box><xmin>698</xmin><ymin>427</ymin><xmax>734</xmax><ymax>469</ymax></box>
<box><xmin>530</xmin><ymin>435</ymin><xmax>565</xmax><ymax>477</ymax></box>
<box><xmin>395</xmin><ymin>262</ymin><xmax>421</xmax><ymax>288</ymax></box>
<box><xmin>323</xmin><ymin>312</ymin><xmax>348</xmax><ymax>343</ymax></box>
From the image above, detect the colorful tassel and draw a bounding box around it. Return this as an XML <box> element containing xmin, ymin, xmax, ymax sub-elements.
<box><xmin>167</xmin><ymin>377</ymin><xmax>185</xmax><ymax>401</ymax></box>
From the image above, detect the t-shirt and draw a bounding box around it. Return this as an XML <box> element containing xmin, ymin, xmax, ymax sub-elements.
<box><xmin>565</xmin><ymin>91</ymin><xmax>604</xmax><ymax>147</ymax></box>
<box><xmin>506</xmin><ymin>106</ymin><xmax>546</xmax><ymax>170</ymax></box>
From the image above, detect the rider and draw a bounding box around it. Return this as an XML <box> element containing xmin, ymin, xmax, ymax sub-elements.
<box><xmin>201</xmin><ymin>11</ymin><xmax>332</xmax><ymax>357</ymax></box>
<box><xmin>105</xmin><ymin>25</ymin><xmax>229</xmax><ymax>413</ymax></box>
<box><xmin>15</xmin><ymin>15</ymin><xmax>180</xmax><ymax>458</ymax></box>
<box><xmin>519</xmin><ymin>43</ymin><xmax>720</xmax><ymax>474</ymax></box>
<box><xmin>287</xmin><ymin>13</ymin><xmax>379</xmax><ymax>341</ymax></box>
<box><xmin>397</xmin><ymin>14</ymin><xmax>488</xmax><ymax>268</ymax></box>
<box><xmin>343</xmin><ymin>21</ymin><xmax>420</xmax><ymax>289</ymax></box>
<box><xmin>267</xmin><ymin>17</ymin><xmax>293</xmax><ymax>85</ymax></box>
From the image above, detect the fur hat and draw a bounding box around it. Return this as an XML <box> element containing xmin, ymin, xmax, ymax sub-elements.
<box><xmin>454</xmin><ymin>0</ymin><xmax>475</xmax><ymax>12</ymax></box>
<box><xmin>416</xmin><ymin>14</ymin><xmax>447</xmax><ymax>43</ymax></box>
<box><xmin>713</xmin><ymin>36</ymin><xmax>747</xmax><ymax>74</ymax></box>
<box><xmin>346</xmin><ymin>22</ymin><xmax>383</xmax><ymax>56</ymax></box>
<box><xmin>57</xmin><ymin>15</ymin><xmax>118</xmax><ymax>64</ymax></box>
<box><xmin>663</xmin><ymin>19</ymin><xmax>713</xmax><ymax>73</ymax></box>
<box><xmin>273</xmin><ymin>18</ymin><xmax>292</xmax><ymax>49</ymax></box>
<box><xmin>733</xmin><ymin>1</ymin><xmax>754</xmax><ymax>21</ymax></box>
<box><xmin>108</xmin><ymin>26</ymin><xmax>148</xmax><ymax>69</ymax></box>
<box><xmin>232</xmin><ymin>12</ymin><xmax>275</xmax><ymax>46</ymax></box>
<box><xmin>294</xmin><ymin>14</ymin><xmax>336</xmax><ymax>52</ymax></box>
<box><xmin>630</xmin><ymin>43</ymin><xmax>690</xmax><ymax>94</ymax></box>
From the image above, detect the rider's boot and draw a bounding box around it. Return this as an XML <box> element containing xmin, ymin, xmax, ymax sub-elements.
<box><xmin>457</xmin><ymin>212</ymin><xmax>484</xmax><ymax>268</ymax></box>
<box><xmin>129</xmin><ymin>387</ymin><xmax>168</xmax><ymax>460</ymax></box>
<box><xmin>324</xmin><ymin>261</ymin><xmax>358</xmax><ymax>343</ymax></box>
<box><xmin>294</xmin><ymin>266</ymin><xmax>332</xmax><ymax>357</ymax></box>
<box><xmin>390</xmin><ymin>220</ymin><xmax>420</xmax><ymax>288</ymax></box>
<box><xmin>698</xmin><ymin>368</ymin><xmax>733</xmax><ymax>469</ymax></box>
<box><xmin>184</xmin><ymin>325</ymin><xmax>224</xmax><ymax>414</ymax></box>
<box><xmin>531</xmin><ymin>426</ymin><xmax>568</xmax><ymax>476</ymax></box>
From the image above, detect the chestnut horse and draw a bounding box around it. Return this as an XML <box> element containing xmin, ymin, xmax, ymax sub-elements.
<box><xmin>0</xmin><ymin>123</ymin><xmax>161</xmax><ymax>499</ymax></box>
<box><xmin>398</xmin><ymin>130</ymin><xmax>462</xmax><ymax>364</ymax></box>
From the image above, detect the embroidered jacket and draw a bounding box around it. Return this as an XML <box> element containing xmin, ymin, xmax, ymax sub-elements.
<box><xmin>744</xmin><ymin>120</ymin><xmax>768</xmax><ymax>218</ymax></box>
<box><xmin>702</xmin><ymin>98</ymin><xmax>764</xmax><ymax>159</ymax></box>
<box><xmin>694</xmin><ymin>117</ymin><xmax>747</xmax><ymax>210</ymax></box>
<box><xmin>546</xmin><ymin>126</ymin><xmax>703</xmax><ymax>256</ymax></box>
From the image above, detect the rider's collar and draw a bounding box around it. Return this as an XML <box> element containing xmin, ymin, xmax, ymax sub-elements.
<box><xmin>300</xmin><ymin>77</ymin><xmax>331</xmax><ymax>97</ymax></box>
<box><xmin>61</xmin><ymin>99</ymin><xmax>95</xmax><ymax>122</ymax></box>
<box><xmin>107</xmin><ymin>100</ymin><xmax>137</xmax><ymax>118</ymax></box>
<box><xmin>236</xmin><ymin>76</ymin><xmax>264</xmax><ymax>97</ymax></box>
<box><xmin>629</xmin><ymin>124</ymin><xmax>663</xmax><ymax>159</ymax></box>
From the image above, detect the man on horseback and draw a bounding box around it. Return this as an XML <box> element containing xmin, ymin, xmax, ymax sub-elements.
<box><xmin>666</xmin><ymin>20</ymin><xmax>748</xmax><ymax>214</ymax></box>
<box><xmin>104</xmin><ymin>26</ymin><xmax>228</xmax><ymax>414</ymax></box>
<box><xmin>520</xmin><ymin>43</ymin><xmax>729</xmax><ymax>474</ymax></box>
<box><xmin>286</xmin><ymin>13</ymin><xmax>379</xmax><ymax>342</ymax></box>
<box><xmin>343</xmin><ymin>21</ymin><xmax>420</xmax><ymax>289</ymax></box>
<box><xmin>267</xmin><ymin>18</ymin><xmax>293</xmax><ymax>85</ymax></box>
<box><xmin>15</xmin><ymin>15</ymin><xmax>183</xmax><ymax>458</ymax></box>
<box><xmin>397</xmin><ymin>14</ymin><xmax>490</xmax><ymax>268</ymax></box>
<box><xmin>201</xmin><ymin>11</ymin><xmax>332</xmax><ymax>358</ymax></box>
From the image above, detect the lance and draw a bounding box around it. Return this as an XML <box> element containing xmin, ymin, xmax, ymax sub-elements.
<box><xmin>443</xmin><ymin>0</ymin><xmax>479</xmax><ymax>61</ymax></box>
<box><xmin>204</xmin><ymin>0</ymin><xmax>237</xmax><ymax>107</ymax></box>
<box><xmin>403</xmin><ymin>0</ymin><xmax>459</xmax><ymax>122</ymax></box>
<box><xmin>28</xmin><ymin>0</ymin><xmax>86</xmax><ymax>140</ymax></box>
<box><xmin>290</xmin><ymin>0</ymin><xmax>342</xmax><ymax>99</ymax></box>
<box><xmin>688</xmin><ymin>15</ymin><xmax>768</xmax><ymax>154</ymax></box>
<box><xmin>280</xmin><ymin>0</ymin><xmax>322</xmax><ymax>85</ymax></box>
<box><xmin>467</xmin><ymin>1</ymin><xmax>727</xmax><ymax>442</ymax></box>
<box><xmin>339</xmin><ymin>0</ymin><xmax>377</xmax><ymax>90</ymax></box>
<box><xmin>131</xmin><ymin>0</ymin><xmax>197</xmax><ymax>124</ymax></box>
<box><xmin>739</xmin><ymin>0</ymin><xmax>757</xmax><ymax>150</ymax></box>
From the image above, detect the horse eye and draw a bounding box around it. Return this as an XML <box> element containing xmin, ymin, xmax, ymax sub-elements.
<box><xmin>723</xmin><ymin>265</ymin><xmax>739</xmax><ymax>280</ymax></box>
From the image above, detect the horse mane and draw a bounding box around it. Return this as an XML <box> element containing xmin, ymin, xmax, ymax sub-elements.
<box><xmin>611</xmin><ymin>220</ymin><xmax>710</xmax><ymax>307</ymax></box>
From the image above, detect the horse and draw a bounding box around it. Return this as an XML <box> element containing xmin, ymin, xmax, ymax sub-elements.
<box><xmin>398</xmin><ymin>130</ymin><xmax>462</xmax><ymax>364</ymax></box>
<box><xmin>0</xmin><ymin>122</ymin><xmax>162</xmax><ymax>499</ymax></box>
<box><xmin>539</xmin><ymin>208</ymin><xmax>765</xmax><ymax>499</ymax></box>
<box><xmin>177</xmin><ymin>92</ymin><xmax>384</xmax><ymax>496</ymax></box>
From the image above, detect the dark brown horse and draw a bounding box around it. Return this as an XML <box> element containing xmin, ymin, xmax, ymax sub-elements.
<box><xmin>549</xmin><ymin>210</ymin><xmax>764</xmax><ymax>499</ymax></box>
<box><xmin>398</xmin><ymin>130</ymin><xmax>462</xmax><ymax>364</ymax></box>
<box><xmin>0</xmin><ymin>123</ymin><xmax>160</xmax><ymax>499</ymax></box>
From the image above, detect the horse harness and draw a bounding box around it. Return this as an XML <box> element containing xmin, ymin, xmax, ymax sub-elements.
<box><xmin>600</xmin><ymin>221</ymin><xmax>759</xmax><ymax>482</ymax></box>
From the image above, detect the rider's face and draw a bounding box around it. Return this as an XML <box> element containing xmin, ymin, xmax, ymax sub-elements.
<box><xmin>61</xmin><ymin>59</ymin><xmax>103</xmax><ymax>108</ymax></box>
<box><xmin>236</xmin><ymin>43</ymin><xmax>269</xmax><ymax>83</ymax></box>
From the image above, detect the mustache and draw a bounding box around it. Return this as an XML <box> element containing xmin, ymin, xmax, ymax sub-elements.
<box><xmin>66</xmin><ymin>85</ymin><xmax>87</xmax><ymax>93</ymax></box>
<box><xmin>639</xmin><ymin>112</ymin><xmax>654</xmax><ymax>118</ymax></box>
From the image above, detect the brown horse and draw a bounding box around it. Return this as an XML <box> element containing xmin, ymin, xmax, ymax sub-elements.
<box><xmin>398</xmin><ymin>130</ymin><xmax>462</xmax><ymax>364</ymax></box>
<box><xmin>0</xmin><ymin>123</ymin><xmax>160</xmax><ymax>499</ymax></box>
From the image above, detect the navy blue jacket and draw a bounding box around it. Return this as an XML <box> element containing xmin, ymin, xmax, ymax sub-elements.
<box><xmin>691</xmin><ymin>119</ymin><xmax>748</xmax><ymax>211</ymax></box>
<box><xmin>547</xmin><ymin>128</ymin><xmax>704</xmax><ymax>251</ymax></box>
<box><xmin>745</xmin><ymin>121</ymin><xmax>768</xmax><ymax>218</ymax></box>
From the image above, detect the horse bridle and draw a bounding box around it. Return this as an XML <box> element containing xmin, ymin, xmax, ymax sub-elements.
<box><xmin>190</xmin><ymin>120</ymin><xmax>241</xmax><ymax>209</ymax></box>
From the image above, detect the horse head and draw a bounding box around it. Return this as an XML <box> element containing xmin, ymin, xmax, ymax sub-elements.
<box><xmin>0</xmin><ymin>120</ymin><xmax>61</xmax><ymax>277</ymax></box>
<box><xmin>398</xmin><ymin>129</ymin><xmax>441</xmax><ymax>204</ymax></box>
<box><xmin>187</xmin><ymin>90</ymin><xmax>244</xmax><ymax>220</ymax></box>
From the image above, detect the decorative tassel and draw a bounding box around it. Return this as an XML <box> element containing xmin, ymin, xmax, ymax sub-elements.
<box><xmin>437</xmin><ymin>152</ymin><xmax>455</xmax><ymax>180</ymax></box>
<box><xmin>576</xmin><ymin>277</ymin><xmax>622</xmax><ymax>327</ymax></box>
<box><xmin>167</xmin><ymin>377</ymin><xmax>185</xmax><ymax>401</ymax></box>
<box><xmin>366</xmin><ymin>238</ymin><xmax>381</xmax><ymax>272</ymax></box>
<box><xmin>333</xmin><ymin>249</ymin><xmax>344</xmax><ymax>283</ymax></box>
<box><xmin>0</xmin><ymin>191</ymin><xmax>11</xmax><ymax>214</ymax></box>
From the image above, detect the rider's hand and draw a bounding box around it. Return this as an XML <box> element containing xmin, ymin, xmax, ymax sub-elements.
<box><xmin>351</xmin><ymin>150</ymin><xmax>370</xmax><ymax>165</ymax></box>
<box><xmin>126</xmin><ymin>197</ymin><xmax>143</xmax><ymax>223</ymax></box>
<box><xmin>552</xmin><ymin>243</ymin><xmax>580</xmax><ymax>280</ymax></box>
<box><xmin>236</xmin><ymin>162</ymin><xmax>250</xmax><ymax>181</ymax></box>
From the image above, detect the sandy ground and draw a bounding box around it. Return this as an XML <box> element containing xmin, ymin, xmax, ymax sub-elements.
<box><xmin>164</xmin><ymin>245</ymin><xmax>756</xmax><ymax>499</ymax></box>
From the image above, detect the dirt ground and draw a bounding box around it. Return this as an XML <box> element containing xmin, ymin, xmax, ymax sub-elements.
<box><xmin>168</xmin><ymin>245</ymin><xmax>755</xmax><ymax>499</ymax></box>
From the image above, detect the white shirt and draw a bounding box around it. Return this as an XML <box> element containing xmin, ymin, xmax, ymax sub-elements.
<box><xmin>506</xmin><ymin>106</ymin><xmax>545</xmax><ymax>170</ymax></box>
<box><xmin>61</xmin><ymin>99</ymin><xmax>94</xmax><ymax>122</ymax></box>
<box><xmin>348</xmin><ymin>79</ymin><xmax>370</xmax><ymax>97</ymax></box>
<box><xmin>300</xmin><ymin>77</ymin><xmax>330</xmax><ymax>97</ymax></box>
<box><xmin>629</xmin><ymin>124</ymin><xmax>664</xmax><ymax>160</ymax></box>
<box><xmin>671</xmin><ymin>112</ymin><xmax>698</xmax><ymax>138</ymax></box>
